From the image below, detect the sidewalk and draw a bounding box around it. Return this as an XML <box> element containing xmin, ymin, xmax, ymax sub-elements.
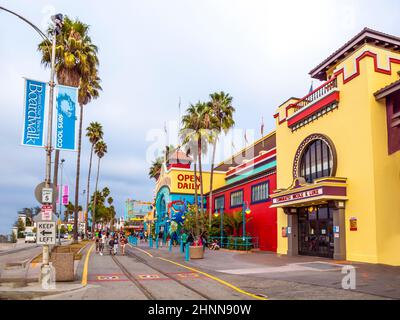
<box><xmin>0</xmin><ymin>242</ymin><xmax>92</xmax><ymax>300</ymax></box>
<box><xmin>132</xmin><ymin>242</ymin><xmax>400</xmax><ymax>300</ymax></box>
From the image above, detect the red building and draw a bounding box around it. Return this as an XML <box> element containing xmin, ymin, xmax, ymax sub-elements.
<box><xmin>207</xmin><ymin>132</ymin><xmax>277</xmax><ymax>252</ymax></box>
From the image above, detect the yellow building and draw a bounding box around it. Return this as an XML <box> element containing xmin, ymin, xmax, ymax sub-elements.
<box><xmin>153</xmin><ymin>149</ymin><xmax>226</xmax><ymax>237</ymax></box>
<box><xmin>271</xmin><ymin>28</ymin><xmax>400</xmax><ymax>266</ymax></box>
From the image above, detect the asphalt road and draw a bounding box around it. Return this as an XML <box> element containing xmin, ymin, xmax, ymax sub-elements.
<box><xmin>0</xmin><ymin>244</ymin><xmax>42</xmax><ymax>271</ymax></box>
<box><xmin>44</xmin><ymin>244</ymin><xmax>253</xmax><ymax>300</ymax></box>
<box><xmin>32</xmin><ymin>243</ymin><xmax>399</xmax><ymax>300</ymax></box>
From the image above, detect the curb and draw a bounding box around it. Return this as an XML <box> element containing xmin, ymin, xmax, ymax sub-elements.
<box><xmin>0</xmin><ymin>282</ymin><xmax>85</xmax><ymax>300</ymax></box>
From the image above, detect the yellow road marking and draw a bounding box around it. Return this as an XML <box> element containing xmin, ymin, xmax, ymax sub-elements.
<box><xmin>128</xmin><ymin>244</ymin><xmax>154</xmax><ymax>258</ymax></box>
<box><xmin>157</xmin><ymin>257</ymin><xmax>268</xmax><ymax>300</ymax></box>
<box><xmin>81</xmin><ymin>243</ymin><xmax>95</xmax><ymax>286</ymax></box>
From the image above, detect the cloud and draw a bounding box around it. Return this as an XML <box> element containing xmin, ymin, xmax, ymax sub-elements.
<box><xmin>0</xmin><ymin>0</ymin><xmax>399</xmax><ymax>234</ymax></box>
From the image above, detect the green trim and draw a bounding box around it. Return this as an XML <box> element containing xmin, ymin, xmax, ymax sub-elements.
<box><xmin>226</xmin><ymin>160</ymin><xmax>277</xmax><ymax>185</ymax></box>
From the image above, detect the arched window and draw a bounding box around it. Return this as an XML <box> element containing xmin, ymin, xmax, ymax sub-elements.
<box><xmin>299</xmin><ymin>139</ymin><xmax>333</xmax><ymax>183</ymax></box>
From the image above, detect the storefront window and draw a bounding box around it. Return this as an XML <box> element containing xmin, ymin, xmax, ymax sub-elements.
<box><xmin>251</xmin><ymin>182</ymin><xmax>269</xmax><ymax>203</ymax></box>
<box><xmin>230</xmin><ymin>190</ymin><xmax>243</xmax><ymax>208</ymax></box>
<box><xmin>300</xmin><ymin>139</ymin><xmax>333</xmax><ymax>183</ymax></box>
<box><xmin>214</xmin><ymin>196</ymin><xmax>225</xmax><ymax>211</ymax></box>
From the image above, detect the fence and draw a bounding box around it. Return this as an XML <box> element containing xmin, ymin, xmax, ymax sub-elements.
<box><xmin>209</xmin><ymin>236</ymin><xmax>258</xmax><ymax>251</ymax></box>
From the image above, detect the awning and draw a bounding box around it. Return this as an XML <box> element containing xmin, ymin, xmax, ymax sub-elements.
<box><xmin>270</xmin><ymin>177</ymin><xmax>347</xmax><ymax>209</ymax></box>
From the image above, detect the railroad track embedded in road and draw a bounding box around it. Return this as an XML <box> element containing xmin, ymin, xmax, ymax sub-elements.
<box><xmin>110</xmin><ymin>253</ymin><xmax>155</xmax><ymax>300</ymax></box>
<box><xmin>112</xmin><ymin>247</ymin><xmax>212</xmax><ymax>300</ymax></box>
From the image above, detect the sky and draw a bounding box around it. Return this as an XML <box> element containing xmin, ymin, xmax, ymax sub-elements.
<box><xmin>0</xmin><ymin>0</ymin><xmax>399</xmax><ymax>234</ymax></box>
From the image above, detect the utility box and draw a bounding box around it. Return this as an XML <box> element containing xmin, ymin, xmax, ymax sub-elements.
<box><xmin>51</xmin><ymin>247</ymin><xmax>74</xmax><ymax>282</ymax></box>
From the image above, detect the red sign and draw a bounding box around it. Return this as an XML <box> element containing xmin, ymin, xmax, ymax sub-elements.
<box><xmin>273</xmin><ymin>188</ymin><xmax>323</xmax><ymax>205</ymax></box>
<box><xmin>41</xmin><ymin>204</ymin><xmax>52</xmax><ymax>221</ymax></box>
<box><xmin>350</xmin><ymin>218</ymin><xmax>358</xmax><ymax>231</ymax></box>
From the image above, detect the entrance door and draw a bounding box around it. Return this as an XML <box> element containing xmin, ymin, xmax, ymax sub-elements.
<box><xmin>298</xmin><ymin>206</ymin><xmax>334</xmax><ymax>258</ymax></box>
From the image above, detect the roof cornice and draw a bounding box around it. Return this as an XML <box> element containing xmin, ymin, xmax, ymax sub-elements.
<box><xmin>310</xmin><ymin>28</ymin><xmax>400</xmax><ymax>81</ymax></box>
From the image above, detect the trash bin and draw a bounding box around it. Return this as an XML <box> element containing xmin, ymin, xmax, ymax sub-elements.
<box><xmin>51</xmin><ymin>247</ymin><xmax>74</xmax><ymax>282</ymax></box>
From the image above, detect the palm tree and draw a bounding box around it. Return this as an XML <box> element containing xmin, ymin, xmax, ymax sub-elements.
<box><xmin>207</xmin><ymin>92</ymin><xmax>235</xmax><ymax>228</ymax></box>
<box><xmin>91</xmin><ymin>140</ymin><xmax>108</xmax><ymax>233</ymax></box>
<box><xmin>38</xmin><ymin>16</ymin><xmax>101</xmax><ymax>241</ymax></box>
<box><xmin>148</xmin><ymin>144</ymin><xmax>177</xmax><ymax>180</ymax></box>
<box><xmin>107</xmin><ymin>196</ymin><xmax>114</xmax><ymax>230</ymax></box>
<box><xmin>224</xmin><ymin>210</ymin><xmax>252</xmax><ymax>237</ymax></box>
<box><xmin>85</xmin><ymin>122</ymin><xmax>103</xmax><ymax>235</ymax></box>
<box><xmin>102</xmin><ymin>187</ymin><xmax>110</xmax><ymax>199</ymax></box>
<box><xmin>180</xmin><ymin>102</ymin><xmax>213</xmax><ymax>235</ymax></box>
<box><xmin>64</xmin><ymin>202</ymin><xmax>82</xmax><ymax>223</ymax></box>
<box><xmin>148</xmin><ymin>157</ymin><xmax>163</xmax><ymax>180</ymax></box>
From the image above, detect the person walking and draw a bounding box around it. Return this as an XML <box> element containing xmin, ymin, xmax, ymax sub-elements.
<box><xmin>95</xmin><ymin>231</ymin><xmax>100</xmax><ymax>254</ymax></box>
<box><xmin>187</xmin><ymin>232</ymin><xmax>194</xmax><ymax>246</ymax></box>
<box><xmin>113</xmin><ymin>235</ymin><xmax>119</xmax><ymax>255</ymax></box>
<box><xmin>181</xmin><ymin>231</ymin><xmax>188</xmax><ymax>251</ymax></box>
<box><xmin>120</xmin><ymin>235</ymin><xmax>127</xmax><ymax>256</ymax></box>
<box><xmin>200</xmin><ymin>231</ymin><xmax>208</xmax><ymax>252</ymax></box>
<box><xmin>109</xmin><ymin>236</ymin><xmax>115</xmax><ymax>255</ymax></box>
<box><xmin>99</xmin><ymin>232</ymin><xmax>107</xmax><ymax>256</ymax></box>
<box><xmin>158</xmin><ymin>230</ymin><xmax>164</xmax><ymax>248</ymax></box>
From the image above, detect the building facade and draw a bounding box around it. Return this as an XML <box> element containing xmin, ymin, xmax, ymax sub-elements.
<box><xmin>209</xmin><ymin>132</ymin><xmax>277</xmax><ymax>251</ymax></box>
<box><xmin>271</xmin><ymin>28</ymin><xmax>400</xmax><ymax>266</ymax></box>
<box><xmin>125</xmin><ymin>199</ymin><xmax>153</xmax><ymax>232</ymax></box>
<box><xmin>154</xmin><ymin>149</ymin><xmax>226</xmax><ymax>240</ymax></box>
<box><xmin>150</xmin><ymin>28</ymin><xmax>400</xmax><ymax>265</ymax></box>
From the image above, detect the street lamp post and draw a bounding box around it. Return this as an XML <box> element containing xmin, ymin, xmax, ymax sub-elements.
<box><xmin>58</xmin><ymin>158</ymin><xmax>65</xmax><ymax>245</ymax></box>
<box><xmin>214</xmin><ymin>209</ymin><xmax>224</xmax><ymax>248</ymax></box>
<box><xmin>242</xmin><ymin>201</ymin><xmax>251</xmax><ymax>241</ymax></box>
<box><xmin>0</xmin><ymin>7</ymin><xmax>63</xmax><ymax>286</ymax></box>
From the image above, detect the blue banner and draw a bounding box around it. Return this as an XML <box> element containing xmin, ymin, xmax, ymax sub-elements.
<box><xmin>55</xmin><ymin>85</ymin><xmax>78</xmax><ymax>151</ymax></box>
<box><xmin>22</xmin><ymin>79</ymin><xmax>47</xmax><ymax>147</ymax></box>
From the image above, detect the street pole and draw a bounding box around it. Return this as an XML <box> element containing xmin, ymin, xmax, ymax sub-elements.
<box><xmin>41</xmin><ymin>30</ymin><xmax>57</xmax><ymax>271</ymax></box>
<box><xmin>58</xmin><ymin>159</ymin><xmax>65</xmax><ymax>245</ymax></box>
<box><xmin>0</xmin><ymin>7</ymin><xmax>63</xmax><ymax>288</ymax></box>
<box><xmin>220</xmin><ymin>209</ymin><xmax>223</xmax><ymax>248</ymax></box>
<box><xmin>242</xmin><ymin>202</ymin><xmax>246</xmax><ymax>241</ymax></box>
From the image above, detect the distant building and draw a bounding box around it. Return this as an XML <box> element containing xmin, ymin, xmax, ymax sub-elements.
<box><xmin>18</xmin><ymin>213</ymin><xmax>26</xmax><ymax>226</ymax></box>
<box><xmin>125</xmin><ymin>199</ymin><xmax>152</xmax><ymax>232</ymax></box>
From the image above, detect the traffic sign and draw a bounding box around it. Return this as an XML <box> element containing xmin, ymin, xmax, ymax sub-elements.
<box><xmin>37</xmin><ymin>222</ymin><xmax>56</xmax><ymax>245</ymax></box>
<box><xmin>34</xmin><ymin>182</ymin><xmax>58</xmax><ymax>204</ymax></box>
<box><xmin>42</xmin><ymin>188</ymin><xmax>53</xmax><ymax>203</ymax></box>
<box><xmin>41</xmin><ymin>204</ymin><xmax>53</xmax><ymax>221</ymax></box>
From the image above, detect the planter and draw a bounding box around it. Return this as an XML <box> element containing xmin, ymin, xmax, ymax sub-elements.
<box><xmin>189</xmin><ymin>246</ymin><xmax>204</xmax><ymax>259</ymax></box>
<box><xmin>51</xmin><ymin>252</ymin><xmax>74</xmax><ymax>281</ymax></box>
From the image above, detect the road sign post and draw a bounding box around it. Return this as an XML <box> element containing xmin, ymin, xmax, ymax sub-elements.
<box><xmin>37</xmin><ymin>221</ymin><xmax>56</xmax><ymax>245</ymax></box>
<box><xmin>42</xmin><ymin>188</ymin><xmax>53</xmax><ymax>203</ymax></box>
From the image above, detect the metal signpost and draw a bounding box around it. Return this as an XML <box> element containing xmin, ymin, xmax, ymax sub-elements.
<box><xmin>37</xmin><ymin>222</ymin><xmax>56</xmax><ymax>245</ymax></box>
<box><xmin>0</xmin><ymin>6</ymin><xmax>63</xmax><ymax>289</ymax></box>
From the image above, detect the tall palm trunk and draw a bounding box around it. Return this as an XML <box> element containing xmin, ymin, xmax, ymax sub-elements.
<box><xmin>73</xmin><ymin>104</ymin><xmax>83</xmax><ymax>242</ymax></box>
<box><xmin>198</xmin><ymin>138</ymin><xmax>204</xmax><ymax>218</ymax></box>
<box><xmin>193</xmin><ymin>161</ymin><xmax>199</xmax><ymax>235</ymax></box>
<box><xmin>85</xmin><ymin>144</ymin><xmax>95</xmax><ymax>236</ymax></box>
<box><xmin>92</xmin><ymin>157</ymin><xmax>101</xmax><ymax>233</ymax></box>
<box><xmin>208</xmin><ymin>138</ymin><xmax>218</xmax><ymax>230</ymax></box>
